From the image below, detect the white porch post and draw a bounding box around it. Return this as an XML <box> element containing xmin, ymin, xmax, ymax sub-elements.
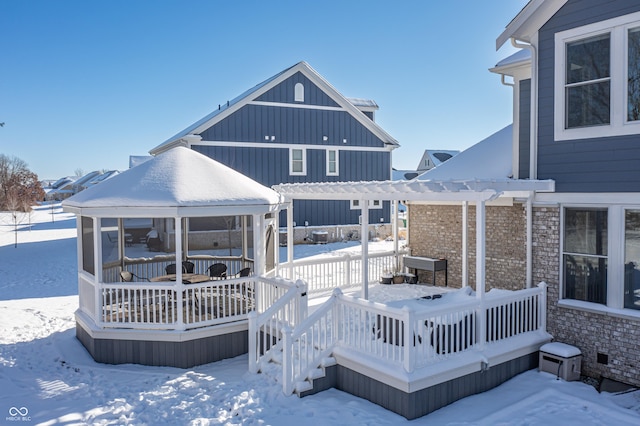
<box><xmin>361</xmin><ymin>200</ymin><xmax>370</xmax><ymax>300</ymax></box>
<box><xmin>526</xmin><ymin>194</ymin><xmax>533</xmax><ymax>289</ymax></box>
<box><xmin>476</xmin><ymin>200</ymin><xmax>486</xmax><ymax>349</ymax></box>
<box><xmin>393</xmin><ymin>200</ymin><xmax>400</xmax><ymax>272</ymax></box>
<box><xmin>462</xmin><ymin>201</ymin><xmax>468</xmax><ymax>288</ymax></box>
<box><xmin>175</xmin><ymin>217</ymin><xmax>184</xmax><ymax>329</ymax></box>
<box><xmin>254</xmin><ymin>214</ymin><xmax>265</xmax><ymax>275</ymax></box>
<box><xmin>476</xmin><ymin>200</ymin><xmax>486</xmax><ymax>297</ymax></box>
<box><xmin>287</xmin><ymin>202</ymin><xmax>294</xmax><ymax>278</ymax></box>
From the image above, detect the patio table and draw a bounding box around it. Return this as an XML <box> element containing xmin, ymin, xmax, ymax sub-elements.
<box><xmin>150</xmin><ymin>273</ymin><xmax>210</xmax><ymax>283</ymax></box>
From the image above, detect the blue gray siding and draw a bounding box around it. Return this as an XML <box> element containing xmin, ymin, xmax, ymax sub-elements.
<box><xmin>519</xmin><ymin>79</ymin><xmax>531</xmax><ymax>179</ymax></box>
<box><xmin>193</xmin><ymin>145</ymin><xmax>390</xmax><ymax>226</ymax></box>
<box><xmin>537</xmin><ymin>0</ymin><xmax>640</xmax><ymax>192</ymax></box>
<box><xmin>256</xmin><ymin>72</ymin><xmax>340</xmax><ymax>107</ymax></box>
<box><xmin>199</xmin><ymin>105</ymin><xmax>386</xmax><ymax>148</ymax></box>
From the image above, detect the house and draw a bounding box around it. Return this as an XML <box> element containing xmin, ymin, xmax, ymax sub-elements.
<box><xmin>407</xmin><ymin>0</ymin><xmax>640</xmax><ymax>389</ymax></box>
<box><xmin>149</xmin><ymin>61</ymin><xmax>399</xmax><ymax>233</ymax></box>
<box><xmin>416</xmin><ymin>149</ymin><xmax>460</xmax><ymax>173</ymax></box>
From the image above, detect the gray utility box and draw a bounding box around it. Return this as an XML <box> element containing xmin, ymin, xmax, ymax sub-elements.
<box><xmin>539</xmin><ymin>342</ymin><xmax>582</xmax><ymax>381</ymax></box>
<box><xmin>312</xmin><ymin>231</ymin><xmax>328</xmax><ymax>244</ymax></box>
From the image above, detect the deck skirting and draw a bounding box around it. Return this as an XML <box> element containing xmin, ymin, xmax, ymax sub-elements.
<box><xmin>76</xmin><ymin>317</ymin><xmax>249</xmax><ymax>368</ymax></box>
<box><xmin>301</xmin><ymin>352</ymin><xmax>539</xmax><ymax>420</ymax></box>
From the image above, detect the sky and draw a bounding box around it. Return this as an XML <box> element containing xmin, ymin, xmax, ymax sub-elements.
<box><xmin>0</xmin><ymin>0</ymin><xmax>528</xmax><ymax>180</ymax></box>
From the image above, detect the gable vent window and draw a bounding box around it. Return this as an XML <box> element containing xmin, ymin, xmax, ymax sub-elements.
<box><xmin>294</xmin><ymin>83</ymin><xmax>304</xmax><ymax>103</ymax></box>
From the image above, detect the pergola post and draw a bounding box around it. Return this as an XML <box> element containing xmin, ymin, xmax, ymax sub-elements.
<box><xmin>361</xmin><ymin>200</ymin><xmax>370</xmax><ymax>300</ymax></box>
<box><xmin>476</xmin><ymin>200</ymin><xmax>486</xmax><ymax>298</ymax></box>
<box><xmin>462</xmin><ymin>201</ymin><xmax>468</xmax><ymax>288</ymax></box>
<box><xmin>287</xmin><ymin>202</ymin><xmax>294</xmax><ymax>278</ymax></box>
<box><xmin>526</xmin><ymin>194</ymin><xmax>533</xmax><ymax>288</ymax></box>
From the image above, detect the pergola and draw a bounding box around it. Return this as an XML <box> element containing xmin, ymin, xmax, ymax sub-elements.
<box><xmin>273</xmin><ymin>178</ymin><xmax>555</xmax><ymax>299</ymax></box>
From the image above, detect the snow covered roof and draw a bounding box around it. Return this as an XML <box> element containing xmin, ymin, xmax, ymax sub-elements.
<box><xmin>416</xmin><ymin>125</ymin><xmax>514</xmax><ymax>181</ymax></box>
<box><xmin>63</xmin><ymin>147</ymin><xmax>283</xmax><ymax>217</ymax></box>
<box><xmin>416</xmin><ymin>149</ymin><xmax>460</xmax><ymax>172</ymax></box>
<box><xmin>493</xmin><ymin>49</ymin><xmax>532</xmax><ymax>70</ymax></box>
<box><xmin>149</xmin><ymin>62</ymin><xmax>398</xmax><ymax>155</ymax></box>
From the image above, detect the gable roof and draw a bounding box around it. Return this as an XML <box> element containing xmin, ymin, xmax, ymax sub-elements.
<box><xmin>416</xmin><ymin>149</ymin><xmax>460</xmax><ymax>172</ymax></box>
<box><xmin>416</xmin><ymin>125</ymin><xmax>513</xmax><ymax>181</ymax></box>
<box><xmin>63</xmin><ymin>147</ymin><xmax>283</xmax><ymax>216</ymax></box>
<box><xmin>496</xmin><ymin>0</ymin><xmax>568</xmax><ymax>49</ymax></box>
<box><xmin>149</xmin><ymin>61</ymin><xmax>399</xmax><ymax>155</ymax></box>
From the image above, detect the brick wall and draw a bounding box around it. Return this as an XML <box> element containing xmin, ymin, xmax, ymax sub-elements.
<box><xmin>409</xmin><ymin>203</ymin><xmax>640</xmax><ymax>386</ymax></box>
<box><xmin>533</xmin><ymin>207</ymin><xmax>640</xmax><ymax>386</ymax></box>
<box><xmin>407</xmin><ymin>203</ymin><xmax>526</xmax><ymax>290</ymax></box>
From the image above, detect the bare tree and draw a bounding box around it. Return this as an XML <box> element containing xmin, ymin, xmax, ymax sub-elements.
<box><xmin>0</xmin><ymin>154</ymin><xmax>45</xmax><ymax>212</ymax></box>
<box><xmin>74</xmin><ymin>168</ymin><xmax>84</xmax><ymax>177</ymax></box>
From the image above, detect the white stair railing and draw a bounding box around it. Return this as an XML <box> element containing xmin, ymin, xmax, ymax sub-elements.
<box><xmin>248</xmin><ymin>278</ymin><xmax>308</xmax><ymax>374</ymax></box>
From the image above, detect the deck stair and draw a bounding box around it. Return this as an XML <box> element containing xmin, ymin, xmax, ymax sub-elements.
<box><xmin>255</xmin><ymin>341</ymin><xmax>336</xmax><ymax>396</ymax></box>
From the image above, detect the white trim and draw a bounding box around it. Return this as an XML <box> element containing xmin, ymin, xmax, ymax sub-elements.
<box><xmin>557</xmin><ymin>299</ymin><xmax>640</xmax><ymax>321</ymax></box>
<box><xmin>350</xmin><ymin>199</ymin><xmax>383</xmax><ymax>210</ymax></box>
<box><xmin>249</xmin><ymin>100</ymin><xmax>344</xmax><ymax>112</ymax></box>
<box><xmin>496</xmin><ymin>0</ymin><xmax>567</xmax><ymax>49</ymax></box>
<box><xmin>326</xmin><ymin>148</ymin><xmax>339</xmax><ymax>176</ymax></box>
<box><xmin>554</xmin><ymin>11</ymin><xmax>640</xmax><ymax>141</ymax></box>
<box><xmin>193</xmin><ymin>140</ymin><xmax>393</xmax><ymax>153</ymax></box>
<box><xmin>294</xmin><ymin>82</ymin><xmax>304</xmax><ymax>102</ymax></box>
<box><xmin>289</xmin><ymin>147</ymin><xmax>306</xmax><ymax>176</ymax></box>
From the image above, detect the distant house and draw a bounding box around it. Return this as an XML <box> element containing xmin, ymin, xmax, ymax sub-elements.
<box><xmin>416</xmin><ymin>149</ymin><xmax>459</xmax><ymax>172</ymax></box>
<box><xmin>44</xmin><ymin>176</ymin><xmax>76</xmax><ymax>201</ymax></box>
<box><xmin>78</xmin><ymin>170</ymin><xmax>119</xmax><ymax>192</ymax></box>
<box><xmin>149</xmin><ymin>61</ymin><xmax>399</xmax><ymax>229</ymax></box>
<box><xmin>70</xmin><ymin>171</ymin><xmax>103</xmax><ymax>195</ymax></box>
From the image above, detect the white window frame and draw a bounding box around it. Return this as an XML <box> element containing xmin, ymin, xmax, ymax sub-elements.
<box><xmin>289</xmin><ymin>148</ymin><xmax>306</xmax><ymax>176</ymax></box>
<box><xmin>350</xmin><ymin>199</ymin><xmax>382</xmax><ymax>210</ymax></box>
<box><xmin>294</xmin><ymin>83</ymin><xmax>304</xmax><ymax>102</ymax></box>
<box><xmin>554</xmin><ymin>11</ymin><xmax>640</xmax><ymax>141</ymax></box>
<box><xmin>326</xmin><ymin>149</ymin><xmax>339</xmax><ymax>176</ymax></box>
<box><xmin>559</xmin><ymin>203</ymin><xmax>640</xmax><ymax>319</ymax></box>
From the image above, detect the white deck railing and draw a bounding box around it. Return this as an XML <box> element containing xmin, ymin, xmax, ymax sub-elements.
<box><xmin>272</xmin><ymin>283</ymin><xmax>547</xmax><ymax>395</ymax></box>
<box><xmin>278</xmin><ymin>249</ymin><xmax>408</xmax><ymax>295</ymax></box>
<box><xmin>90</xmin><ymin>275</ymin><xmax>302</xmax><ymax>331</ymax></box>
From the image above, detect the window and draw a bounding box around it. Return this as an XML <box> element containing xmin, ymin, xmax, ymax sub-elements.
<box><xmin>326</xmin><ymin>149</ymin><xmax>339</xmax><ymax>176</ymax></box>
<box><xmin>81</xmin><ymin>216</ymin><xmax>95</xmax><ymax>275</ymax></box>
<box><xmin>628</xmin><ymin>27</ymin><xmax>640</xmax><ymax>121</ymax></box>
<box><xmin>554</xmin><ymin>11</ymin><xmax>640</xmax><ymax>140</ymax></box>
<box><xmin>563</xmin><ymin>208</ymin><xmax>608</xmax><ymax>304</ymax></box>
<box><xmin>289</xmin><ymin>148</ymin><xmax>306</xmax><ymax>175</ymax></box>
<box><xmin>294</xmin><ymin>83</ymin><xmax>304</xmax><ymax>102</ymax></box>
<box><xmin>625</xmin><ymin>210</ymin><xmax>640</xmax><ymax>310</ymax></box>
<box><xmin>350</xmin><ymin>199</ymin><xmax>383</xmax><ymax>210</ymax></box>
<box><xmin>565</xmin><ymin>34</ymin><xmax>610</xmax><ymax>129</ymax></box>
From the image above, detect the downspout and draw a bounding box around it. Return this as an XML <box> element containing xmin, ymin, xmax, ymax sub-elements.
<box><xmin>511</xmin><ymin>37</ymin><xmax>537</xmax><ymax>180</ymax></box>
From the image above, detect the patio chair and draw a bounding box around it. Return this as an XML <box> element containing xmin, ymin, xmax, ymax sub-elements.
<box><xmin>235</xmin><ymin>267</ymin><xmax>251</xmax><ymax>278</ymax></box>
<box><xmin>208</xmin><ymin>263</ymin><xmax>227</xmax><ymax>280</ymax></box>
<box><xmin>182</xmin><ymin>261</ymin><xmax>195</xmax><ymax>274</ymax></box>
<box><xmin>120</xmin><ymin>270</ymin><xmax>149</xmax><ymax>282</ymax></box>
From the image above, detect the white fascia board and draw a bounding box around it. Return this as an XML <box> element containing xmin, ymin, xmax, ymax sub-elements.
<box><xmin>536</xmin><ymin>192</ymin><xmax>640</xmax><ymax>205</ymax></box>
<box><xmin>496</xmin><ymin>0</ymin><xmax>568</xmax><ymax>49</ymax></box>
<box><xmin>489</xmin><ymin>59</ymin><xmax>532</xmax><ymax>79</ymax></box>
<box><xmin>194</xmin><ymin>140</ymin><xmax>394</xmax><ymax>152</ymax></box>
<box><xmin>62</xmin><ymin>204</ymin><xmax>280</xmax><ymax>218</ymax></box>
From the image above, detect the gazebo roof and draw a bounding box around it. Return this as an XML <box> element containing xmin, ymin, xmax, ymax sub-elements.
<box><xmin>63</xmin><ymin>147</ymin><xmax>284</xmax><ymax>217</ymax></box>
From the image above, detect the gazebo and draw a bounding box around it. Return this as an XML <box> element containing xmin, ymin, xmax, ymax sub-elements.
<box><xmin>63</xmin><ymin>147</ymin><xmax>292</xmax><ymax>367</ymax></box>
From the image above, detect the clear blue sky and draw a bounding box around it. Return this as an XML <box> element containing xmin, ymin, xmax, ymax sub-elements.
<box><xmin>1</xmin><ymin>0</ymin><xmax>528</xmax><ymax>180</ymax></box>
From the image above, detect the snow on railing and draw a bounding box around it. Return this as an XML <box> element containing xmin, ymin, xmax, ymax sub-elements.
<box><xmin>277</xmin><ymin>283</ymin><xmax>548</xmax><ymax>394</ymax></box>
<box><xmin>279</xmin><ymin>249</ymin><xmax>407</xmax><ymax>294</ymax></box>
<box><xmin>248</xmin><ymin>278</ymin><xmax>308</xmax><ymax>375</ymax></box>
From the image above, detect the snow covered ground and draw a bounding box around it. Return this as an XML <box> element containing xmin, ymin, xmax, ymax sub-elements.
<box><xmin>1</xmin><ymin>203</ymin><xmax>639</xmax><ymax>425</ymax></box>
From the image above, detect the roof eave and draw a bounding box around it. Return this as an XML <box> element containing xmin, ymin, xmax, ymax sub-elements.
<box><xmin>496</xmin><ymin>0</ymin><xmax>568</xmax><ymax>50</ymax></box>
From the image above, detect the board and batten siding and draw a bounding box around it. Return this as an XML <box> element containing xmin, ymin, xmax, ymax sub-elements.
<box><xmin>519</xmin><ymin>79</ymin><xmax>531</xmax><ymax>179</ymax></box>
<box><xmin>537</xmin><ymin>0</ymin><xmax>640</xmax><ymax>192</ymax></box>
<box><xmin>199</xmin><ymin>105</ymin><xmax>386</xmax><ymax>148</ymax></box>
<box><xmin>256</xmin><ymin>71</ymin><xmax>340</xmax><ymax>107</ymax></box>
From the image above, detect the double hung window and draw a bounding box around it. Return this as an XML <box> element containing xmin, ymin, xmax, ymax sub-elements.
<box><xmin>555</xmin><ymin>12</ymin><xmax>640</xmax><ymax>140</ymax></box>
